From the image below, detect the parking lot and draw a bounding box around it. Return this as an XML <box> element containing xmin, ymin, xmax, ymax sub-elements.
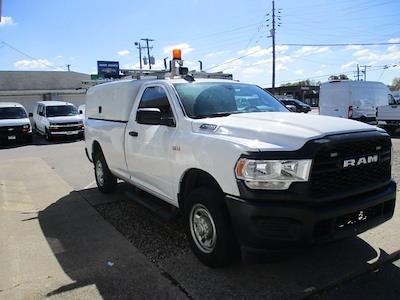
<box><xmin>1</xmin><ymin>132</ymin><xmax>400</xmax><ymax>299</ymax></box>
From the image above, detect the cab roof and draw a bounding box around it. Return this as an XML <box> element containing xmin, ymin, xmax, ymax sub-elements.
<box><xmin>36</xmin><ymin>101</ymin><xmax>75</xmax><ymax>106</ymax></box>
<box><xmin>0</xmin><ymin>102</ymin><xmax>25</xmax><ymax>108</ymax></box>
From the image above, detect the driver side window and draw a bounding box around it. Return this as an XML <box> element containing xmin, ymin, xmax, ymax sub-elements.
<box><xmin>388</xmin><ymin>94</ymin><xmax>396</xmax><ymax>105</ymax></box>
<box><xmin>139</xmin><ymin>86</ymin><xmax>174</xmax><ymax>119</ymax></box>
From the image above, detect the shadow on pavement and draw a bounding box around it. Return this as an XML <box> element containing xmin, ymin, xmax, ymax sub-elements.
<box><xmin>0</xmin><ymin>133</ymin><xmax>82</xmax><ymax>150</ymax></box>
<box><xmin>38</xmin><ymin>189</ymin><xmax>185</xmax><ymax>300</ymax></box>
<box><xmin>38</xmin><ymin>185</ymin><xmax>400</xmax><ymax>299</ymax></box>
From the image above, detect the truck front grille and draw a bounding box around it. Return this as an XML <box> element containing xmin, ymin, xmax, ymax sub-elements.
<box><xmin>309</xmin><ymin>136</ymin><xmax>391</xmax><ymax>197</ymax></box>
<box><xmin>0</xmin><ymin>125</ymin><xmax>24</xmax><ymax>134</ymax></box>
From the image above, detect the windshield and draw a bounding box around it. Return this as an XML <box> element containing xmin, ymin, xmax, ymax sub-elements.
<box><xmin>0</xmin><ymin>107</ymin><xmax>27</xmax><ymax>119</ymax></box>
<box><xmin>174</xmin><ymin>82</ymin><xmax>288</xmax><ymax>118</ymax></box>
<box><xmin>46</xmin><ymin>105</ymin><xmax>78</xmax><ymax>117</ymax></box>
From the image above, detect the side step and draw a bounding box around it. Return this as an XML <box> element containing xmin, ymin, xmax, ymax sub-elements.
<box><xmin>125</xmin><ymin>188</ymin><xmax>180</xmax><ymax>221</ymax></box>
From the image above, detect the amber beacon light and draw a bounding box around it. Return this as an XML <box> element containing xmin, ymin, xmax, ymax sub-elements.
<box><xmin>172</xmin><ymin>49</ymin><xmax>182</xmax><ymax>60</ymax></box>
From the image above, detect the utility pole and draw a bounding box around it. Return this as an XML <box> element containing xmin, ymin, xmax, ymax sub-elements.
<box><xmin>134</xmin><ymin>42</ymin><xmax>143</xmax><ymax>70</ymax></box>
<box><xmin>356</xmin><ymin>64</ymin><xmax>360</xmax><ymax>80</ymax></box>
<box><xmin>360</xmin><ymin>65</ymin><xmax>371</xmax><ymax>81</ymax></box>
<box><xmin>271</xmin><ymin>0</ymin><xmax>276</xmax><ymax>94</ymax></box>
<box><xmin>269</xmin><ymin>1</ymin><xmax>281</xmax><ymax>94</ymax></box>
<box><xmin>141</xmin><ymin>38</ymin><xmax>154</xmax><ymax>70</ymax></box>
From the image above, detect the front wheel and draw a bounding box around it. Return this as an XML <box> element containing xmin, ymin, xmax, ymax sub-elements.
<box><xmin>185</xmin><ymin>187</ymin><xmax>238</xmax><ymax>268</ymax></box>
<box><xmin>45</xmin><ymin>128</ymin><xmax>52</xmax><ymax>141</ymax></box>
<box><xmin>93</xmin><ymin>151</ymin><xmax>117</xmax><ymax>193</ymax></box>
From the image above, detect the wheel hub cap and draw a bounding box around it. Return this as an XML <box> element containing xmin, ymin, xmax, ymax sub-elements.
<box><xmin>190</xmin><ymin>204</ymin><xmax>217</xmax><ymax>253</ymax></box>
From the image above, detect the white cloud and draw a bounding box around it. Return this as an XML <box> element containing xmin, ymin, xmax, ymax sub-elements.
<box><xmin>14</xmin><ymin>59</ymin><xmax>54</xmax><ymax>70</ymax></box>
<box><xmin>253</xmin><ymin>55</ymin><xmax>293</xmax><ymax>66</ymax></box>
<box><xmin>353</xmin><ymin>49</ymin><xmax>369</xmax><ymax>57</ymax></box>
<box><xmin>242</xmin><ymin>67</ymin><xmax>264</xmax><ymax>74</ymax></box>
<box><xmin>341</xmin><ymin>61</ymin><xmax>358</xmax><ymax>69</ymax></box>
<box><xmin>388</xmin><ymin>45</ymin><xmax>398</xmax><ymax>52</ymax></box>
<box><xmin>56</xmin><ymin>55</ymin><xmax>63</xmax><ymax>59</ymax></box>
<box><xmin>212</xmin><ymin>58</ymin><xmax>242</xmax><ymax>73</ymax></box>
<box><xmin>237</xmin><ymin>45</ymin><xmax>288</xmax><ymax>57</ymax></box>
<box><xmin>205</xmin><ymin>50</ymin><xmax>230</xmax><ymax>58</ymax></box>
<box><xmin>0</xmin><ymin>16</ymin><xmax>16</xmax><ymax>27</ymax></box>
<box><xmin>295</xmin><ymin>69</ymin><xmax>304</xmax><ymax>75</ymax></box>
<box><xmin>345</xmin><ymin>45</ymin><xmax>362</xmax><ymax>51</ymax></box>
<box><xmin>276</xmin><ymin>64</ymin><xmax>288</xmax><ymax>71</ymax></box>
<box><xmin>163</xmin><ymin>43</ymin><xmax>194</xmax><ymax>56</ymax></box>
<box><xmin>295</xmin><ymin>46</ymin><xmax>329</xmax><ymax>55</ymax></box>
<box><xmin>117</xmin><ymin>50</ymin><xmax>130</xmax><ymax>56</ymax></box>
<box><xmin>388</xmin><ymin>38</ymin><xmax>400</xmax><ymax>43</ymax></box>
<box><xmin>315</xmin><ymin>70</ymin><xmax>323</xmax><ymax>75</ymax></box>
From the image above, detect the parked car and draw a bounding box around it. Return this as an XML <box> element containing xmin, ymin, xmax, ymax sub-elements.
<box><xmin>319</xmin><ymin>80</ymin><xmax>392</xmax><ymax>123</ymax></box>
<box><xmin>32</xmin><ymin>101</ymin><xmax>84</xmax><ymax>141</ymax></box>
<box><xmin>377</xmin><ymin>94</ymin><xmax>399</xmax><ymax>134</ymax></box>
<box><xmin>280</xmin><ymin>99</ymin><xmax>311</xmax><ymax>113</ymax></box>
<box><xmin>85</xmin><ymin>78</ymin><xmax>396</xmax><ymax>268</ymax></box>
<box><xmin>0</xmin><ymin>102</ymin><xmax>32</xmax><ymax>144</ymax></box>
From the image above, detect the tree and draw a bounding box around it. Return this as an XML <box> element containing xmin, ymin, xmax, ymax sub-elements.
<box><xmin>391</xmin><ymin>77</ymin><xmax>400</xmax><ymax>90</ymax></box>
<box><xmin>329</xmin><ymin>74</ymin><xmax>350</xmax><ymax>80</ymax></box>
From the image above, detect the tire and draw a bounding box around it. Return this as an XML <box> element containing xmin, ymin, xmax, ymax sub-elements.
<box><xmin>93</xmin><ymin>150</ymin><xmax>117</xmax><ymax>193</ymax></box>
<box><xmin>383</xmin><ymin>126</ymin><xmax>395</xmax><ymax>135</ymax></box>
<box><xmin>185</xmin><ymin>187</ymin><xmax>238</xmax><ymax>268</ymax></box>
<box><xmin>45</xmin><ymin>128</ymin><xmax>52</xmax><ymax>141</ymax></box>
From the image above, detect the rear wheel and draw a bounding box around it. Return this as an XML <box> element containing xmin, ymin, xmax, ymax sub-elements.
<box><xmin>185</xmin><ymin>187</ymin><xmax>238</xmax><ymax>268</ymax></box>
<box><xmin>93</xmin><ymin>151</ymin><xmax>117</xmax><ymax>193</ymax></box>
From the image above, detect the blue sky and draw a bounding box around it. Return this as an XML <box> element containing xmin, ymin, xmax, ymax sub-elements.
<box><xmin>0</xmin><ymin>0</ymin><xmax>399</xmax><ymax>87</ymax></box>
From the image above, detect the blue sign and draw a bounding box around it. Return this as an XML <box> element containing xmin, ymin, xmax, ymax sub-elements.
<box><xmin>97</xmin><ymin>61</ymin><xmax>120</xmax><ymax>78</ymax></box>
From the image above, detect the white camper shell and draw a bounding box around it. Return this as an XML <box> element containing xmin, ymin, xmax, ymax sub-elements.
<box><xmin>86</xmin><ymin>80</ymin><xmax>144</xmax><ymax>122</ymax></box>
<box><xmin>319</xmin><ymin>80</ymin><xmax>392</xmax><ymax>123</ymax></box>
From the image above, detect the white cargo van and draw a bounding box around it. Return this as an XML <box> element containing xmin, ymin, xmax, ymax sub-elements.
<box><xmin>319</xmin><ymin>80</ymin><xmax>392</xmax><ymax>123</ymax></box>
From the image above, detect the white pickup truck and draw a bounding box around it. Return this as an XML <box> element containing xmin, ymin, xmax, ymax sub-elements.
<box><xmin>377</xmin><ymin>94</ymin><xmax>399</xmax><ymax>134</ymax></box>
<box><xmin>85</xmin><ymin>77</ymin><xmax>396</xmax><ymax>267</ymax></box>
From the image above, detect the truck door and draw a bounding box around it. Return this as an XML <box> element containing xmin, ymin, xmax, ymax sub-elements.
<box><xmin>125</xmin><ymin>85</ymin><xmax>177</xmax><ymax>203</ymax></box>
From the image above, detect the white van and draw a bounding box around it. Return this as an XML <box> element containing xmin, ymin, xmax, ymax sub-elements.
<box><xmin>319</xmin><ymin>80</ymin><xmax>392</xmax><ymax>123</ymax></box>
<box><xmin>32</xmin><ymin>101</ymin><xmax>84</xmax><ymax>140</ymax></box>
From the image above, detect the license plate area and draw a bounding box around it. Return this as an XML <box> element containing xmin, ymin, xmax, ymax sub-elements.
<box><xmin>8</xmin><ymin>135</ymin><xmax>16</xmax><ymax>140</ymax></box>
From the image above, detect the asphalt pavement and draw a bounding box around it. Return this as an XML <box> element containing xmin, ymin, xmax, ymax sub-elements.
<box><xmin>0</xmin><ymin>132</ymin><xmax>399</xmax><ymax>299</ymax></box>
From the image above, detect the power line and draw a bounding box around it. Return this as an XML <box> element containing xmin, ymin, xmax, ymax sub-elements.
<box><xmin>279</xmin><ymin>42</ymin><xmax>400</xmax><ymax>47</ymax></box>
<box><xmin>204</xmin><ymin>48</ymin><xmax>266</xmax><ymax>71</ymax></box>
<box><xmin>0</xmin><ymin>40</ymin><xmax>63</xmax><ymax>70</ymax></box>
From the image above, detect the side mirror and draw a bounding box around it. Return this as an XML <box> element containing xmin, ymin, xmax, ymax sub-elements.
<box><xmin>136</xmin><ymin>108</ymin><xmax>175</xmax><ymax>126</ymax></box>
<box><xmin>285</xmin><ymin>104</ymin><xmax>296</xmax><ymax>112</ymax></box>
<box><xmin>28</xmin><ymin>113</ymin><xmax>33</xmax><ymax>117</ymax></box>
<box><xmin>79</xmin><ymin>110</ymin><xmax>83</xmax><ymax>114</ymax></box>
<box><xmin>137</xmin><ymin>108</ymin><xmax>162</xmax><ymax>125</ymax></box>
<box><xmin>38</xmin><ymin>112</ymin><xmax>44</xmax><ymax>116</ymax></box>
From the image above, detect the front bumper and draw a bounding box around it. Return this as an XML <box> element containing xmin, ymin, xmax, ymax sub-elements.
<box><xmin>0</xmin><ymin>131</ymin><xmax>32</xmax><ymax>143</ymax></box>
<box><xmin>49</xmin><ymin>129</ymin><xmax>84</xmax><ymax>136</ymax></box>
<box><xmin>225</xmin><ymin>181</ymin><xmax>396</xmax><ymax>252</ymax></box>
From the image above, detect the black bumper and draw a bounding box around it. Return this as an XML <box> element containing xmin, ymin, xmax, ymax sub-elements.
<box><xmin>0</xmin><ymin>132</ymin><xmax>32</xmax><ymax>144</ymax></box>
<box><xmin>225</xmin><ymin>181</ymin><xmax>396</xmax><ymax>252</ymax></box>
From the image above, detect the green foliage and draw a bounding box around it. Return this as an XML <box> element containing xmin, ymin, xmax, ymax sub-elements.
<box><xmin>391</xmin><ymin>77</ymin><xmax>400</xmax><ymax>90</ymax></box>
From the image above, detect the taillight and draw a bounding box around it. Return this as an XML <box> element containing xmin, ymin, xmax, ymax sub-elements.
<box><xmin>348</xmin><ymin>105</ymin><xmax>353</xmax><ymax>119</ymax></box>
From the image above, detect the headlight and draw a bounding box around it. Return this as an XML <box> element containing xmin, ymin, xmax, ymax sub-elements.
<box><xmin>22</xmin><ymin>124</ymin><xmax>30</xmax><ymax>129</ymax></box>
<box><xmin>235</xmin><ymin>158</ymin><xmax>312</xmax><ymax>190</ymax></box>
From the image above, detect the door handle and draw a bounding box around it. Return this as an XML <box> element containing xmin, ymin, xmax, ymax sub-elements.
<box><xmin>129</xmin><ymin>131</ymin><xmax>138</xmax><ymax>137</ymax></box>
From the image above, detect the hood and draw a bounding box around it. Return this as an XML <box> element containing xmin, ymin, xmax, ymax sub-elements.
<box><xmin>47</xmin><ymin>115</ymin><xmax>82</xmax><ymax>123</ymax></box>
<box><xmin>191</xmin><ymin>112</ymin><xmax>380</xmax><ymax>151</ymax></box>
<box><xmin>0</xmin><ymin>118</ymin><xmax>31</xmax><ymax>127</ymax></box>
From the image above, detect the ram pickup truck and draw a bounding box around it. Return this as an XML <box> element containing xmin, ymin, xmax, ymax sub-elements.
<box><xmin>85</xmin><ymin>78</ymin><xmax>396</xmax><ymax>267</ymax></box>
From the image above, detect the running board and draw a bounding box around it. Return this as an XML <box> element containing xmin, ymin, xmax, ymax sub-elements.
<box><xmin>125</xmin><ymin>188</ymin><xmax>180</xmax><ymax>221</ymax></box>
